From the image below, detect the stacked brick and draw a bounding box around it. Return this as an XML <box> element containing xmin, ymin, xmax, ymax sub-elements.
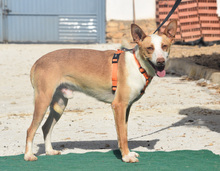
<box><xmin>156</xmin><ymin>0</ymin><xmax>182</xmax><ymax>41</ymax></box>
<box><xmin>198</xmin><ymin>0</ymin><xmax>220</xmax><ymax>41</ymax></box>
<box><xmin>156</xmin><ymin>0</ymin><xmax>220</xmax><ymax>42</ymax></box>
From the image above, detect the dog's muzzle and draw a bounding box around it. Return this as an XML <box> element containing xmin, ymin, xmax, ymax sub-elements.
<box><xmin>156</xmin><ymin>58</ymin><xmax>166</xmax><ymax>77</ymax></box>
<box><xmin>147</xmin><ymin>57</ymin><xmax>166</xmax><ymax>77</ymax></box>
<box><xmin>156</xmin><ymin>60</ymin><xmax>165</xmax><ymax>72</ymax></box>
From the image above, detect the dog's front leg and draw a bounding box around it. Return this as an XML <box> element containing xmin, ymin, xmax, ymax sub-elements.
<box><xmin>111</xmin><ymin>101</ymin><xmax>139</xmax><ymax>163</ymax></box>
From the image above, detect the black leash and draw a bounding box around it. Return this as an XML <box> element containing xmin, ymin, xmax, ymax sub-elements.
<box><xmin>153</xmin><ymin>0</ymin><xmax>182</xmax><ymax>34</ymax></box>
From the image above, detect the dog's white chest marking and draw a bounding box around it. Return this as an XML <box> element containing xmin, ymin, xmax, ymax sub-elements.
<box><xmin>125</xmin><ymin>51</ymin><xmax>146</xmax><ymax>102</ymax></box>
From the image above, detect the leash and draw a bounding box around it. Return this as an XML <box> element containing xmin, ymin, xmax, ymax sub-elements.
<box><xmin>153</xmin><ymin>0</ymin><xmax>181</xmax><ymax>34</ymax></box>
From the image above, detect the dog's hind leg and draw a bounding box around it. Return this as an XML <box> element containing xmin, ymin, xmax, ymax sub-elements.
<box><xmin>24</xmin><ymin>90</ymin><xmax>53</xmax><ymax>161</ymax></box>
<box><xmin>42</xmin><ymin>89</ymin><xmax>68</xmax><ymax>155</ymax></box>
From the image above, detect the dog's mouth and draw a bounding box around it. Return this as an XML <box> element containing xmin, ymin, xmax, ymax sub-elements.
<box><xmin>156</xmin><ymin>66</ymin><xmax>166</xmax><ymax>77</ymax></box>
<box><xmin>147</xmin><ymin>59</ymin><xmax>166</xmax><ymax>77</ymax></box>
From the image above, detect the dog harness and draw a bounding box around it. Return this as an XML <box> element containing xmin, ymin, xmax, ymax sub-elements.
<box><xmin>112</xmin><ymin>49</ymin><xmax>153</xmax><ymax>95</ymax></box>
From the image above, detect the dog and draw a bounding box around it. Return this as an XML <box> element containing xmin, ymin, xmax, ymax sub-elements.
<box><xmin>24</xmin><ymin>20</ymin><xmax>177</xmax><ymax>163</ymax></box>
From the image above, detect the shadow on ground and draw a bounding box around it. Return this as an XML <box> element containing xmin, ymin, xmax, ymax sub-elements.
<box><xmin>36</xmin><ymin>139</ymin><xmax>159</xmax><ymax>156</ymax></box>
<box><xmin>186</xmin><ymin>54</ymin><xmax>220</xmax><ymax>71</ymax></box>
<box><xmin>177</xmin><ymin>107</ymin><xmax>220</xmax><ymax>133</ymax></box>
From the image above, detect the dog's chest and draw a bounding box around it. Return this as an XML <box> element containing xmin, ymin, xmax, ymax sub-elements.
<box><xmin>125</xmin><ymin>52</ymin><xmax>147</xmax><ymax>102</ymax></box>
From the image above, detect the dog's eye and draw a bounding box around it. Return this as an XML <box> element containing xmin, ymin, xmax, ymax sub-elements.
<box><xmin>162</xmin><ymin>45</ymin><xmax>168</xmax><ymax>50</ymax></box>
<box><xmin>146</xmin><ymin>47</ymin><xmax>154</xmax><ymax>51</ymax></box>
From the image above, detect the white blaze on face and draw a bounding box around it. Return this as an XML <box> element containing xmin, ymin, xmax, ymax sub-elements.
<box><xmin>149</xmin><ymin>34</ymin><xmax>169</xmax><ymax>65</ymax></box>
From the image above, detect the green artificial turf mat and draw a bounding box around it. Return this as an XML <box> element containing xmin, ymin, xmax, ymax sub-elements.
<box><xmin>0</xmin><ymin>150</ymin><xmax>219</xmax><ymax>171</ymax></box>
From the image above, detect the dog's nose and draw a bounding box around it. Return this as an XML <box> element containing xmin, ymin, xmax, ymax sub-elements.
<box><xmin>156</xmin><ymin>57</ymin><xmax>165</xmax><ymax>65</ymax></box>
<box><xmin>156</xmin><ymin>57</ymin><xmax>165</xmax><ymax>72</ymax></box>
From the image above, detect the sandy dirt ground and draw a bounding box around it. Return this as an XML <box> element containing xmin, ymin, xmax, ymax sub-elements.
<box><xmin>0</xmin><ymin>44</ymin><xmax>219</xmax><ymax>158</ymax></box>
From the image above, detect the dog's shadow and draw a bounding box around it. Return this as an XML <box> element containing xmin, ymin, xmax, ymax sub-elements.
<box><xmin>36</xmin><ymin>139</ymin><xmax>159</xmax><ymax>158</ymax></box>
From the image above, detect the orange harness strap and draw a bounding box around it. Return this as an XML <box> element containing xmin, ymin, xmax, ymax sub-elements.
<box><xmin>111</xmin><ymin>49</ymin><xmax>152</xmax><ymax>95</ymax></box>
<box><xmin>132</xmin><ymin>49</ymin><xmax>153</xmax><ymax>95</ymax></box>
<box><xmin>112</xmin><ymin>49</ymin><xmax>124</xmax><ymax>93</ymax></box>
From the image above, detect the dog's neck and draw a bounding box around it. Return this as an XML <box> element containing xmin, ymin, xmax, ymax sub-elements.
<box><xmin>134</xmin><ymin>45</ymin><xmax>156</xmax><ymax>77</ymax></box>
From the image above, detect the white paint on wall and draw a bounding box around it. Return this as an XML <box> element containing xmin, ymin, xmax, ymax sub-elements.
<box><xmin>106</xmin><ymin>0</ymin><xmax>156</xmax><ymax>21</ymax></box>
<box><xmin>217</xmin><ymin>0</ymin><xmax>220</xmax><ymax>16</ymax></box>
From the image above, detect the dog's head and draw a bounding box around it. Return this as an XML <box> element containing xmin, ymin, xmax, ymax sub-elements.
<box><xmin>131</xmin><ymin>20</ymin><xmax>177</xmax><ymax>77</ymax></box>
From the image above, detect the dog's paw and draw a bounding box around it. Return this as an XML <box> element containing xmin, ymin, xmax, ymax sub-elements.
<box><xmin>24</xmin><ymin>153</ymin><xmax>38</xmax><ymax>161</ymax></box>
<box><xmin>46</xmin><ymin>150</ymin><xmax>61</xmax><ymax>156</ymax></box>
<box><xmin>122</xmin><ymin>152</ymin><xmax>139</xmax><ymax>163</ymax></box>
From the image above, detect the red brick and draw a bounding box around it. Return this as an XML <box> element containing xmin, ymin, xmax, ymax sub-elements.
<box><xmin>198</xmin><ymin>9</ymin><xmax>217</xmax><ymax>14</ymax></box>
<box><xmin>200</xmin><ymin>15</ymin><xmax>219</xmax><ymax>21</ymax></box>
<box><xmin>203</xmin><ymin>36</ymin><xmax>220</xmax><ymax>41</ymax></box>
<box><xmin>181</xmin><ymin>23</ymin><xmax>201</xmax><ymax>30</ymax></box>
<box><xmin>178</xmin><ymin>10</ymin><xmax>198</xmax><ymax>17</ymax></box>
<box><xmin>178</xmin><ymin>2</ymin><xmax>198</xmax><ymax>9</ymax></box>
<box><xmin>198</xmin><ymin>2</ymin><xmax>217</xmax><ymax>8</ymax></box>
<box><xmin>201</xmin><ymin>23</ymin><xmax>220</xmax><ymax>28</ymax></box>
<box><xmin>179</xmin><ymin>17</ymin><xmax>199</xmax><ymax>23</ymax></box>
<box><xmin>182</xmin><ymin>30</ymin><xmax>201</xmax><ymax>37</ymax></box>
<box><xmin>201</xmin><ymin>29</ymin><xmax>220</xmax><ymax>34</ymax></box>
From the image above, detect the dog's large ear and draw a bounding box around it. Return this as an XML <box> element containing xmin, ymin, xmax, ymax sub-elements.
<box><xmin>131</xmin><ymin>24</ymin><xmax>147</xmax><ymax>44</ymax></box>
<box><xmin>164</xmin><ymin>20</ymin><xmax>177</xmax><ymax>39</ymax></box>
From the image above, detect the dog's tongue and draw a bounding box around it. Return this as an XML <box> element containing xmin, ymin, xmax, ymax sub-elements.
<box><xmin>157</xmin><ymin>70</ymin><xmax>166</xmax><ymax>77</ymax></box>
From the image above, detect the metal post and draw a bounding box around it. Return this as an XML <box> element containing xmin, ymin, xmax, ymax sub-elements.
<box><xmin>133</xmin><ymin>0</ymin><xmax>136</xmax><ymax>23</ymax></box>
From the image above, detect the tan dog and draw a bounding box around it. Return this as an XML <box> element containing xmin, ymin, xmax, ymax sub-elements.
<box><xmin>24</xmin><ymin>20</ymin><xmax>177</xmax><ymax>163</ymax></box>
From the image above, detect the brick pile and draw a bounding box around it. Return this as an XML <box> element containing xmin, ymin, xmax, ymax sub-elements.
<box><xmin>156</xmin><ymin>0</ymin><xmax>220</xmax><ymax>42</ymax></box>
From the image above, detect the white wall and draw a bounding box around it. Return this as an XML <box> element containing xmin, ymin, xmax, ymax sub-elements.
<box><xmin>217</xmin><ymin>0</ymin><xmax>220</xmax><ymax>16</ymax></box>
<box><xmin>107</xmin><ymin>0</ymin><xmax>220</xmax><ymax>21</ymax></box>
<box><xmin>106</xmin><ymin>0</ymin><xmax>156</xmax><ymax>21</ymax></box>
